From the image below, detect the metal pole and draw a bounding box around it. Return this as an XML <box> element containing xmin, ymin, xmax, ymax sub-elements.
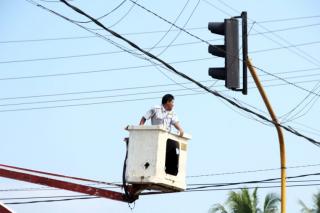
<box><xmin>241</xmin><ymin>12</ymin><xmax>248</xmax><ymax>95</ymax></box>
<box><xmin>247</xmin><ymin>58</ymin><xmax>286</xmax><ymax>213</ymax></box>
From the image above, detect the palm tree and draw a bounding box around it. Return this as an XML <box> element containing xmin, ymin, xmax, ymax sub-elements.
<box><xmin>209</xmin><ymin>188</ymin><xmax>280</xmax><ymax>213</ymax></box>
<box><xmin>299</xmin><ymin>190</ymin><xmax>320</xmax><ymax>213</ymax></box>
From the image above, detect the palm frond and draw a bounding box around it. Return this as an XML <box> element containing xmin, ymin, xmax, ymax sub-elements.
<box><xmin>209</xmin><ymin>203</ymin><xmax>228</xmax><ymax>213</ymax></box>
<box><xmin>263</xmin><ymin>193</ymin><xmax>280</xmax><ymax>213</ymax></box>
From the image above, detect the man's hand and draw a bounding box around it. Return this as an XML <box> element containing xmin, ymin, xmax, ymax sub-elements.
<box><xmin>173</xmin><ymin>122</ymin><xmax>184</xmax><ymax>137</ymax></box>
<box><xmin>139</xmin><ymin>117</ymin><xmax>146</xmax><ymax>125</ymax></box>
<box><xmin>179</xmin><ymin>129</ymin><xmax>184</xmax><ymax>137</ymax></box>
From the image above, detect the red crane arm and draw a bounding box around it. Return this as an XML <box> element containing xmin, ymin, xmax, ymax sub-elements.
<box><xmin>0</xmin><ymin>167</ymin><xmax>132</xmax><ymax>203</ymax></box>
<box><xmin>0</xmin><ymin>202</ymin><xmax>13</xmax><ymax>213</ymax></box>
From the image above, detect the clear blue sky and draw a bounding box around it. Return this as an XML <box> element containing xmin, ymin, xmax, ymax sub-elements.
<box><xmin>1</xmin><ymin>0</ymin><xmax>320</xmax><ymax>212</ymax></box>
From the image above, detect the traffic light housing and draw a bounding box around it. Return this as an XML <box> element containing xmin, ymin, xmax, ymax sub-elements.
<box><xmin>208</xmin><ymin>18</ymin><xmax>240</xmax><ymax>90</ymax></box>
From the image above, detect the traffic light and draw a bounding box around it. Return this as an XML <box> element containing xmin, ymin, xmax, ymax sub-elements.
<box><xmin>208</xmin><ymin>18</ymin><xmax>240</xmax><ymax>90</ymax></box>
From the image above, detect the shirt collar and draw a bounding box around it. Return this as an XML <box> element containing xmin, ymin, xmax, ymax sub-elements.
<box><xmin>161</xmin><ymin>105</ymin><xmax>166</xmax><ymax>112</ymax></box>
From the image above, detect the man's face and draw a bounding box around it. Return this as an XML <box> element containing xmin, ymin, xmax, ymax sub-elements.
<box><xmin>164</xmin><ymin>100</ymin><xmax>174</xmax><ymax>111</ymax></box>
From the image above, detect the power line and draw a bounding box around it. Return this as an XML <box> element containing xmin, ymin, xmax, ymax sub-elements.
<box><xmin>0</xmin><ymin>79</ymin><xmax>318</xmax><ymax>114</ymax></box>
<box><xmin>146</xmin><ymin>0</ymin><xmax>191</xmax><ymax>53</ymax></box>
<box><xmin>127</xmin><ymin>0</ymin><xmax>209</xmax><ymax>44</ymax></box>
<box><xmin>257</xmin><ymin>15</ymin><xmax>320</xmax><ymax>23</ymax></box>
<box><xmin>153</xmin><ymin>0</ymin><xmax>201</xmax><ymax>57</ymax></box>
<box><xmin>1</xmin><ymin>74</ymin><xmax>319</xmax><ymax>108</ymax></box>
<box><xmin>204</xmin><ymin>0</ymin><xmax>320</xmax><ymax>68</ymax></box>
<box><xmin>60</xmin><ymin>0</ymin><xmax>320</xmax><ymax>146</ymax></box>
<box><xmin>3</xmin><ymin>176</ymin><xmax>320</xmax><ymax>204</ymax></box>
<box><xmin>1</xmin><ymin>38</ymin><xmax>318</xmax><ymax>64</ymax></box>
<box><xmin>2</xmin><ymin>38</ymin><xmax>319</xmax><ymax>64</ymax></box>
<box><xmin>0</xmin><ymin>57</ymin><xmax>211</xmax><ymax>81</ymax></box>
<box><xmin>254</xmin><ymin>66</ymin><xmax>320</xmax><ymax>98</ymax></box>
<box><xmin>0</xmin><ymin>27</ymin><xmax>207</xmax><ymax>44</ymax></box>
<box><xmin>71</xmin><ymin>0</ymin><xmax>127</xmax><ymax>24</ymax></box>
<box><xmin>0</xmin><ymin>164</ymin><xmax>122</xmax><ymax>187</ymax></box>
<box><xmin>251</xmin><ymin>40</ymin><xmax>320</xmax><ymax>54</ymax></box>
<box><xmin>186</xmin><ymin>172</ymin><xmax>320</xmax><ymax>190</ymax></box>
<box><xmin>187</xmin><ymin>163</ymin><xmax>320</xmax><ymax>178</ymax></box>
<box><xmin>15</xmin><ymin>0</ymin><xmax>320</xmax><ymax>106</ymax></box>
<box><xmin>0</xmin><ymin>40</ymin><xmax>211</xmax><ymax>64</ymax></box>
<box><xmin>16</xmin><ymin>0</ymin><xmax>320</xmax><ymax>146</ymax></box>
<box><xmin>3</xmin><ymin>183</ymin><xmax>318</xmax><ymax>205</ymax></box>
<box><xmin>2</xmin><ymin>163</ymin><xmax>320</xmax><ymax>193</ymax></box>
<box><xmin>2</xmin><ymin>21</ymin><xmax>320</xmax><ymax>44</ymax></box>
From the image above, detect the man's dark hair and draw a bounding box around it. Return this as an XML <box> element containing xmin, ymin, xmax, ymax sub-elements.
<box><xmin>162</xmin><ymin>94</ymin><xmax>174</xmax><ymax>105</ymax></box>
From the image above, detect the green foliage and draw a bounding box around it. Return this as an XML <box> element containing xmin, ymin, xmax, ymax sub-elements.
<box><xmin>209</xmin><ymin>188</ymin><xmax>280</xmax><ymax>213</ymax></box>
<box><xmin>299</xmin><ymin>190</ymin><xmax>320</xmax><ymax>213</ymax></box>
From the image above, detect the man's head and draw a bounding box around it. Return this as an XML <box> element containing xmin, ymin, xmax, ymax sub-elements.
<box><xmin>162</xmin><ymin>94</ymin><xmax>174</xmax><ymax>111</ymax></box>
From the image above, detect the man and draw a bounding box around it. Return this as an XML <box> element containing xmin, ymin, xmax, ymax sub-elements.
<box><xmin>139</xmin><ymin>94</ymin><xmax>184</xmax><ymax>137</ymax></box>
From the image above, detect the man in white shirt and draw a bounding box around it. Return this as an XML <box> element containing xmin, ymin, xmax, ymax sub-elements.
<box><xmin>139</xmin><ymin>94</ymin><xmax>184</xmax><ymax>136</ymax></box>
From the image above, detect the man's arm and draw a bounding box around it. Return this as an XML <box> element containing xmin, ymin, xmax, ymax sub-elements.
<box><xmin>173</xmin><ymin>122</ymin><xmax>184</xmax><ymax>137</ymax></box>
<box><xmin>139</xmin><ymin>117</ymin><xmax>146</xmax><ymax>125</ymax></box>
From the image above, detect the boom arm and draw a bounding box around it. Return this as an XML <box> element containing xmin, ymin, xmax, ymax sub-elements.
<box><xmin>0</xmin><ymin>164</ymin><xmax>138</xmax><ymax>206</ymax></box>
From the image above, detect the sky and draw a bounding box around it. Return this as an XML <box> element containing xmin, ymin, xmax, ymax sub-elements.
<box><xmin>1</xmin><ymin>0</ymin><xmax>320</xmax><ymax>212</ymax></box>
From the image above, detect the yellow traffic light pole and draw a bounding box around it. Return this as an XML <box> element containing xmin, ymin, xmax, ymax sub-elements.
<box><xmin>246</xmin><ymin>58</ymin><xmax>286</xmax><ymax>213</ymax></box>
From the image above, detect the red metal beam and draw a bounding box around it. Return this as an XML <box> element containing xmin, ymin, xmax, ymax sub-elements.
<box><xmin>0</xmin><ymin>168</ymin><xmax>131</xmax><ymax>203</ymax></box>
<box><xmin>0</xmin><ymin>202</ymin><xmax>13</xmax><ymax>213</ymax></box>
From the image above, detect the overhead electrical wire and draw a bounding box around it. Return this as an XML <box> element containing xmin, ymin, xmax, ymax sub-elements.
<box><xmin>3</xmin><ymin>1</ymin><xmax>317</xmax><ymax>207</ymax></box>
<box><xmin>69</xmin><ymin>0</ymin><xmax>127</xmax><ymax>24</ymax></box>
<box><xmin>0</xmin><ymin>79</ymin><xmax>319</xmax><ymax>114</ymax></box>
<box><xmin>0</xmin><ymin>77</ymin><xmax>319</xmax><ymax>110</ymax></box>
<box><xmin>187</xmin><ymin>163</ymin><xmax>320</xmax><ymax>178</ymax></box>
<box><xmin>214</xmin><ymin>1</ymin><xmax>320</xmax><ymax>123</ymax></box>
<box><xmin>3</xmin><ymin>183</ymin><xmax>319</xmax><ymax>205</ymax></box>
<box><xmin>257</xmin><ymin>15</ymin><xmax>320</xmax><ymax>23</ymax></box>
<box><xmin>16</xmin><ymin>0</ymin><xmax>320</xmax><ymax>146</ymax></box>
<box><xmin>209</xmin><ymin>0</ymin><xmax>320</xmax><ymax>67</ymax></box>
<box><xmin>280</xmin><ymin>82</ymin><xmax>320</xmax><ymax>122</ymax></box>
<box><xmin>21</xmin><ymin>0</ymin><xmax>319</xmax><ymax>156</ymax></box>
<box><xmin>153</xmin><ymin>0</ymin><xmax>201</xmax><ymax>57</ymax></box>
<box><xmin>59</xmin><ymin>1</ymin><xmax>320</xmax><ymax>145</ymax></box>
<box><xmin>17</xmin><ymin>0</ymin><xmax>320</xmax><ymax>108</ymax></box>
<box><xmin>32</xmin><ymin>0</ymin><xmax>320</xmax><ymax>107</ymax></box>
<box><xmin>3</xmin><ymin>175</ymin><xmax>320</xmax><ymax>205</ymax></box>
<box><xmin>7</xmin><ymin>1</ymin><xmax>320</xmax><ymax>124</ymax></box>
<box><xmin>105</xmin><ymin>0</ymin><xmax>137</xmax><ymax>29</ymax></box>
<box><xmin>0</xmin><ymin>57</ymin><xmax>212</xmax><ymax>81</ymax></box>
<box><xmin>2</xmin><ymin>39</ymin><xmax>320</xmax><ymax>64</ymax></box>
<box><xmin>2</xmin><ymin>21</ymin><xmax>320</xmax><ymax>44</ymax></box>
<box><xmin>212</xmin><ymin>0</ymin><xmax>320</xmax><ymax>65</ymax></box>
<box><xmin>1</xmin><ymin>162</ymin><xmax>320</xmax><ymax>193</ymax></box>
<box><xmin>0</xmin><ymin>27</ymin><xmax>207</xmax><ymax>44</ymax></box>
<box><xmin>204</xmin><ymin>0</ymin><xmax>320</xmax><ymax>127</ymax></box>
<box><xmin>147</xmin><ymin>0</ymin><xmax>191</xmax><ymax>53</ymax></box>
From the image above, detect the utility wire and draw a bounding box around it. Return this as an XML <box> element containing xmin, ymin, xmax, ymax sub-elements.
<box><xmin>71</xmin><ymin>0</ymin><xmax>127</xmax><ymax>24</ymax></box>
<box><xmin>257</xmin><ymin>15</ymin><xmax>320</xmax><ymax>23</ymax></box>
<box><xmin>17</xmin><ymin>0</ymin><xmax>320</xmax><ymax>105</ymax></box>
<box><xmin>0</xmin><ymin>164</ymin><xmax>122</xmax><ymax>187</ymax></box>
<box><xmin>17</xmin><ymin>0</ymin><xmax>320</xmax><ymax>146</ymax></box>
<box><xmin>1</xmin><ymin>38</ymin><xmax>319</xmax><ymax>64</ymax></box>
<box><xmin>4</xmin><ymin>182</ymin><xmax>320</xmax><ymax>204</ymax></box>
<box><xmin>187</xmin><ymin>163</ymin><xmax>320</xmax><ymax>178</ymax></box>
<box><xmin>56</xmin><ymin>0</ymin><xmax>320</xmax><ymax>146</ymax></box>
<box><xmin>154</xmin><ymin>0</ymin><xmax>201</xmax><ymax>57</ymax></box>
<box><xmin>211</xmin><ymin>0</ymin><xmax>320</xmax><ymax>67</ymax></box>
<box><xmin>2</xmin><ymin>22</ymin><xmax>320</xmax><ymax>44</ymax></box>
<box><xmin>147</xmin><ymin>0</ymin><xmax>191</xmax><ymax>53</ymax></box>
<box><xmin>1</xmin><ymin>74</ymin><xmax>319</xmax><ymax>108</ymax></box>
<box><xmin>3</xmin><ymin>172</ymin><xmax>320</xmax><ymax>203</ymax></box>
<box><xmin>3</xmin><ymin>38</ymin><xmax>320</xmax><ymax>64</ymax></box>
<box><xmin>127</xmin><ymin>0</ymin><xmax>209</xmax><ymax>44</ymax></box>
<box><xmin>0</xmin><ymin>57</ymin><xmax>212</xmax><ymax>81</ymax></box>
<box><xmin>2</xmin><ymin>163</ymin><xmax>320</xmax><ymax>193</ymax></box>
